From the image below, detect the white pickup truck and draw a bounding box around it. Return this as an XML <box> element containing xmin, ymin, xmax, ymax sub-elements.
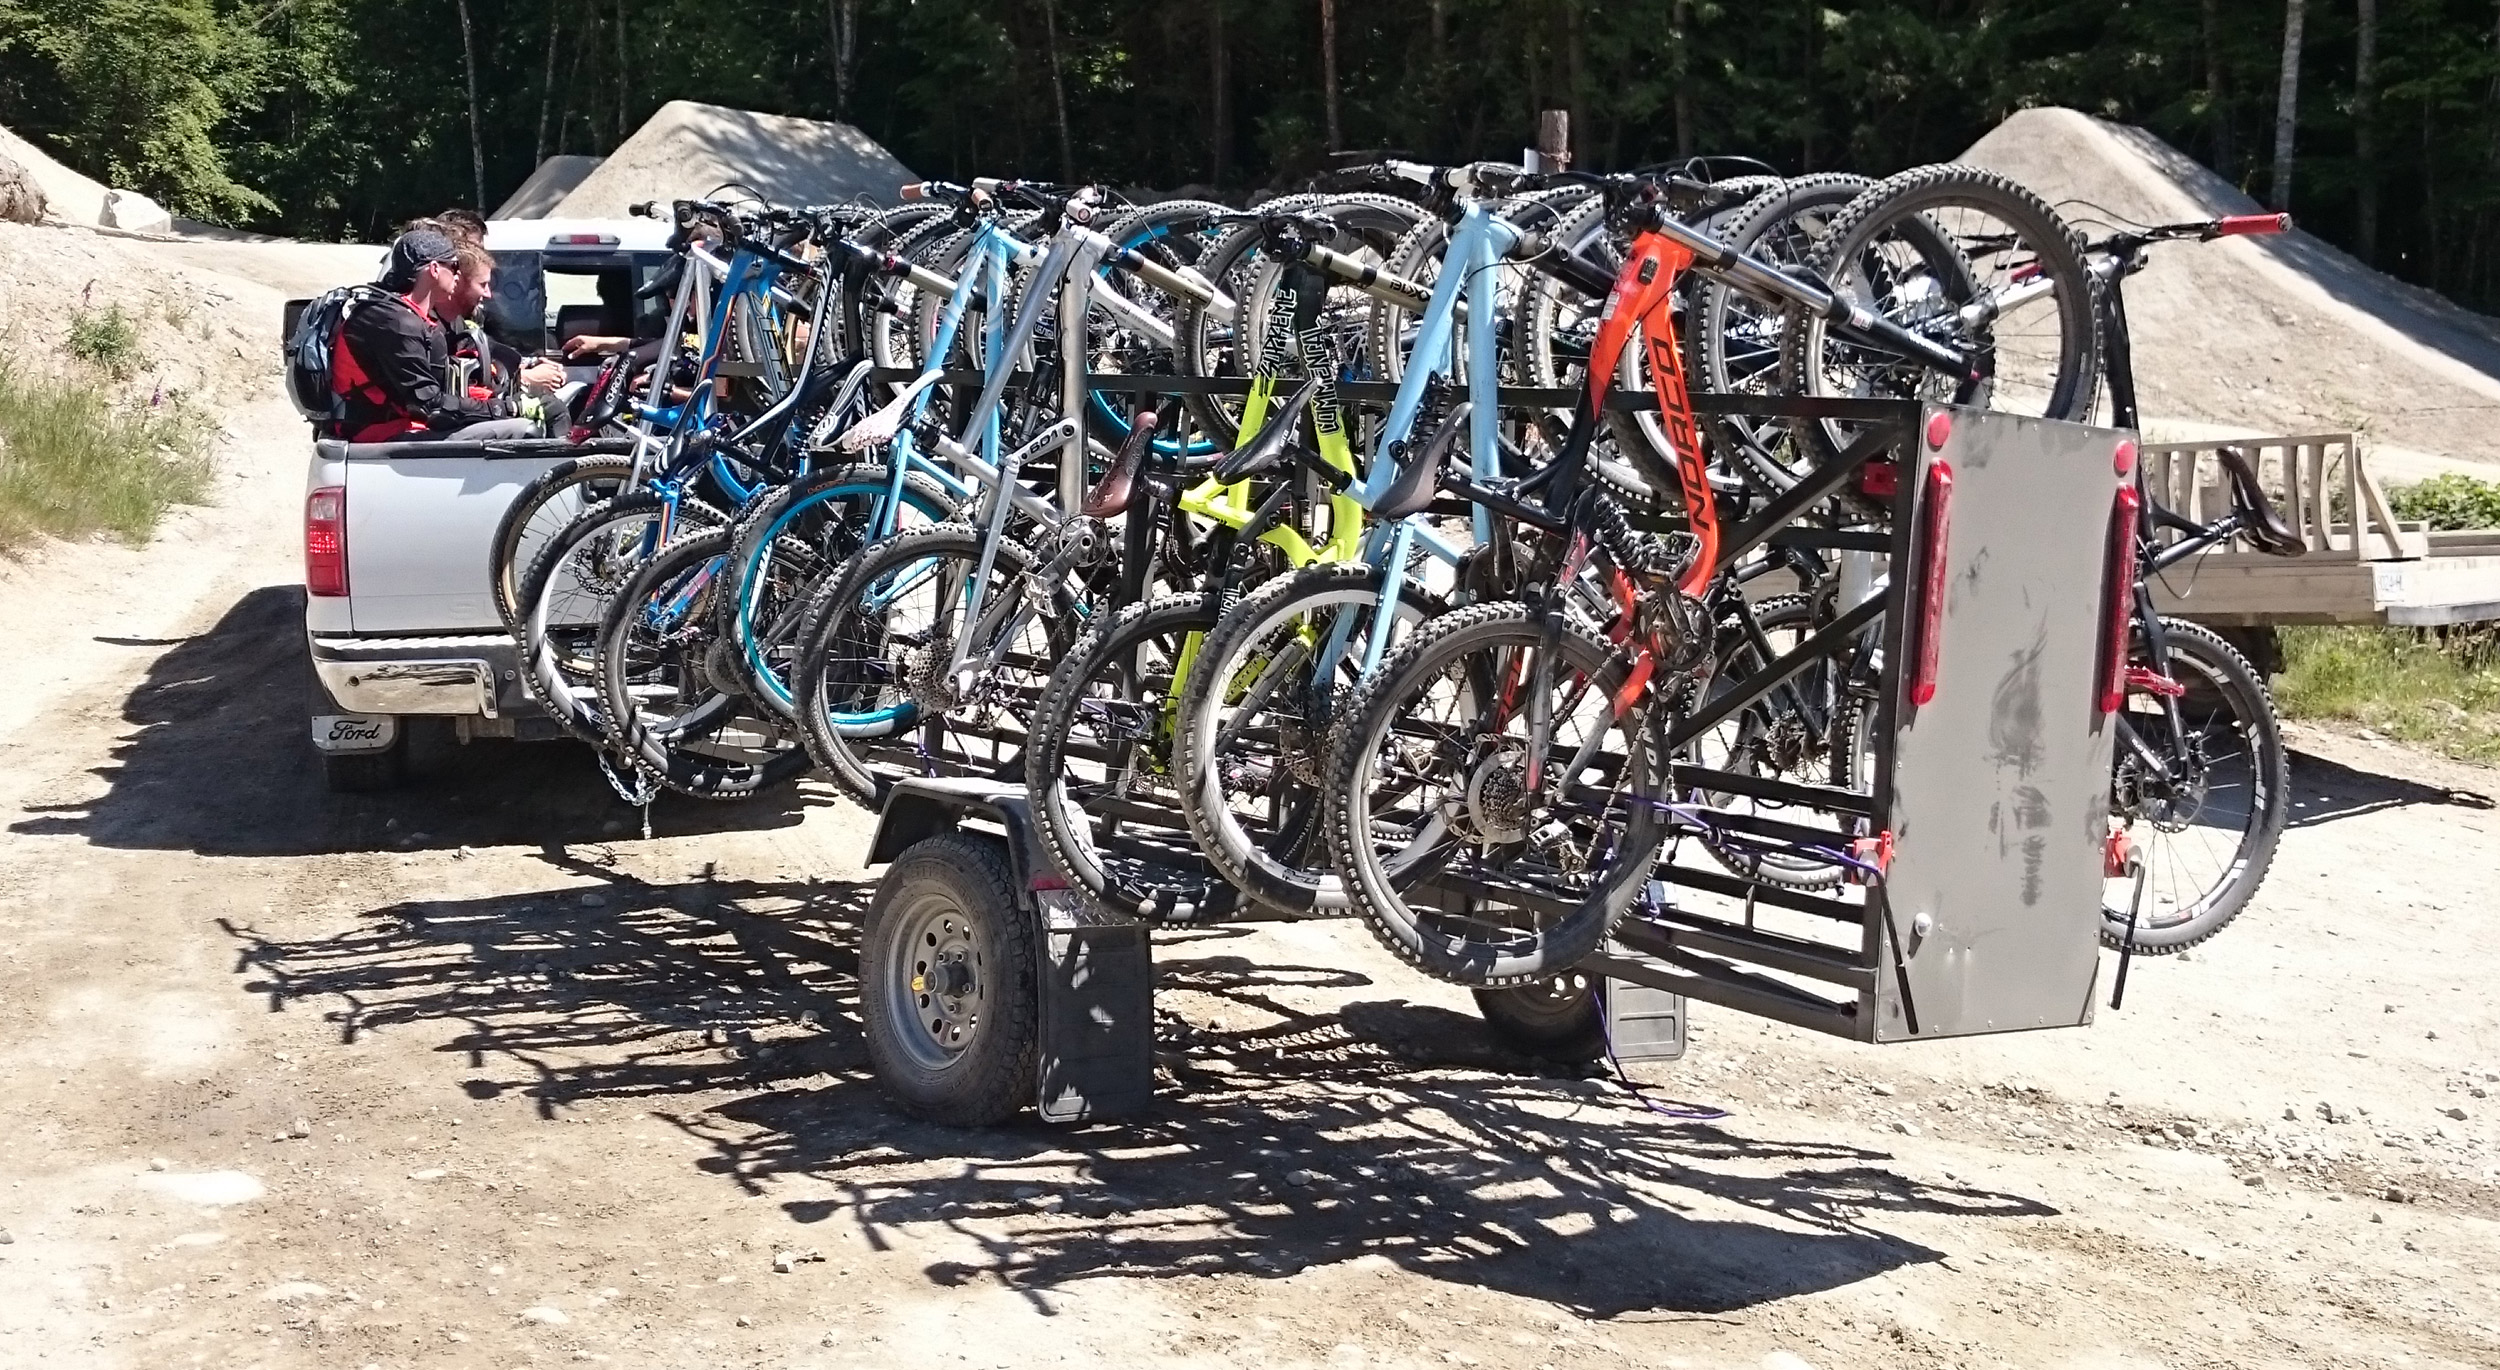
<box><xmin>300</xmin><ymin>218</ymin><xmax>672</xmax><ymax>791</ymax></box>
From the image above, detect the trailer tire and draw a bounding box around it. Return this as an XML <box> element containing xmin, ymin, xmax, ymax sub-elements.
<box><xmin>860</xmin><ymin>833</ymin><xmax>1039</xmax><ymax>1126</ymax></box>
<box><xmin>1474</xmin><ymin>971</ymin><xmax>1606</xmax><ymax>1064</ymax></box>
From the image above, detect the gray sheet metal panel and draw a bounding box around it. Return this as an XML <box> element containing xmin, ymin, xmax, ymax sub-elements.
<box><xmin>1874</xmin><ymin>407</ymin><xmax>2127</xmax><ymax>1041</ymax></box>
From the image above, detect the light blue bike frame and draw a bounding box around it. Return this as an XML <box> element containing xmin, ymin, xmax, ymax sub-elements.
<box><xmin>1318</xmin><ymin>197</ymin><xmax>1520</xmax><ymax>678</ymax></box>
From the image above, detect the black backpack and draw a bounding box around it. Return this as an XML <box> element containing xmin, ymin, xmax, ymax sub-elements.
<box><xmin>283</xmin><ymin>284</ymin><xmax>391</xmax><ymax>426</ymax></box>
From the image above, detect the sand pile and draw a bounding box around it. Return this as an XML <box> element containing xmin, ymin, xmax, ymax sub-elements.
<box><xmin>0</xmin><ymin>221</ymin><xmax>292</xmax><ymax>406</ymax></box>
<box><xmin>1963</xmin><ymin>108</ymin><xmax>2500</xmax><ymax>468</ymax></box>
<box><xmin>553</xmin><ymin>101</ymin><xmax>913</xmax><ymax>218</ymax></box>
<box><xmin>0</xmin><ymin>124</ymin><xmax>115</xmax><ymax>228</ymax></box>
<box><xmin>493</xmin><ymin>154</ymin><xmax>605</xmax><ymax>219</ymax></box>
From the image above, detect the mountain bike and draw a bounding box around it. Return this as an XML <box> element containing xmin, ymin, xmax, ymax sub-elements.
<box><xmin>2086</xmin><ymin>209</ymin><xmax>2304</xmax><ymax>955</ymax></box>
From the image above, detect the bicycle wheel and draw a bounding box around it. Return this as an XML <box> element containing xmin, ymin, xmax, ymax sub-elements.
<box><xmin>1515</xmin><ymin>177</ymin><xmax>1779</xmax><ymax>505</ymax></box>
<box><xmin>1086</xmin><ymin>199</ymin><xmax>1234</xmax><ymax>459</ymax></box>
<box><xmin>2102</xmin><ymin>619</ymin><xmax>2287</xmax><ymax>953</ymax></box>
<box><xmin>1236</xmin><ymin>194</ymin><xmax>1428</xmax><ymax>392</ymax></box>
<box><xmin>792</xmin><ymin>523</ymin><xmax>1076</xmax><ymax>804</ymax></box>
<box><xmin>1173</xmin><ymin>193</ymin><xmax>1336</xmax><ymax>448</ymax></box>
<box><xmin>1681</xmin><ymin>593</ymin><xmax>1876</xmax><ymax>890</ymax></box>
<box><xmin>598</xmin><ymin>529</ymin><xmax>811</xmax><ymax>800</ymax></box>
<box><xmin>1516</xmin><ymin>175</ymin><xmax>1780</xmax><ymax>394</ymax></box>
<box><xmin>1787</xmin><ymin>164</ymin><xmax>2101</xmax><ymax>464</ymax></box>
<box><xmin>1688</xmin><ymin>174</ymin><xmax>1871</xmax><ymax>496</ymax></box>
<box><xmin>1025</xmin><ymin>592</ymin><xmax>1251</xmax><ymax>922</ymax></box>
<box><xmin>1474</xmin><ymin>971</ymin><xmax>1605</xmax><ymax>1063</ymax></box>
<box><xmin>716</xmin><ymin>461</ymin><xmax>956</xmax><ymax>720</ymax></box>
<box><xmin>1172</xmin><ymin>561</ymin><xmax>1441</xmax><ymax>916</ymax></box>
<box><xmin>868</xmin><ymin>209</ymin><xmax>967</xmax><ymax>392</ymax></box>
<box><xmin>491</xmin><ymin>456</ymin><xmax>633</xmax><ymax>639</ymax></box>
<box><xmin>516</xmin><ymin>492</ymin><xmax>724</xmax><ymax>746</ymax></box>
<box><xmin>1324</xmin><ymin>602</ymin><xmax>1670</xmax><ymax>986</ymax></box>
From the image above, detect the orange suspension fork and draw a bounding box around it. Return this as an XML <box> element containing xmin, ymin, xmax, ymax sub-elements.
<box><xmin>1586</xmin><ymin>230</ymin><xmax>1719</xmax><ymax>600</ymax></box>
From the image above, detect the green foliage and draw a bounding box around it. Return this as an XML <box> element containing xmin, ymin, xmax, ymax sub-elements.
<box><xmin>2279</xmin><ymin>624</ymin><xmax>2500</xmax><ymax>765</ymax></box>
<box><xmin>2389</xmin><ymin>474</ymin><xmax>2500</xmax><ymax>533</ymax></box>
<box><xmin>0</xmin><ymin>0</ymin><xmax>2496</xmax><ymax>313</ymax></box>
<box><xmin>0</xmin><ymin>355</ymin><xmax>212</xmax><ymax>549</ymax></box>
<box><xmin>0</xmin><ymin>0</ymin><xmax>279</xmax><ymax>223</ymax></box>
<box><xmin>65</xmin><ymin>303</ymin><xmax>139</xmax><ymax>377</ymax></box>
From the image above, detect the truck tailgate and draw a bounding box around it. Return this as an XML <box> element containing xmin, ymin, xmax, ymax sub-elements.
<box><xmin>344</xmin><ymin>448</ymin><xmax>567</xmax><ymax>633</ymax></box>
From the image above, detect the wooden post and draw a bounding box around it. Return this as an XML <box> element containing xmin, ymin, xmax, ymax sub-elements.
<box><xmin>1537</xmin><ymin>109</ymin><xmax>1571</xmax><ymax>172</ymax></box>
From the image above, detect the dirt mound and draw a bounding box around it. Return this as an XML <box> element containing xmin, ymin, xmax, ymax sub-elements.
<box><xmin>0</xmin><ymin>222</ymin><xmax>289</xmax><ymax>405</ymax></box>
<box><xmin>146</xmin><ymin>239</ymin><xmax>381</xmax><ymax>303</ymax></box>
<box><xmin>553</xmin><ymin>100</ymin><xmax>913</xmax><ymax>218</ymax></box>
<box><xmin>492</xmin><ymin>154</ymin><xmax>605</xmax><ymax>219</ymax></box>
<box><xmin>1962</xmin><ymin>108</ymin><xmax>2500</xmax><ymax>466</ymax></box>
<box><xmin>0</xmin><ymin>124</ymin><xmax>111</xmax><ymax>228</ymax></box>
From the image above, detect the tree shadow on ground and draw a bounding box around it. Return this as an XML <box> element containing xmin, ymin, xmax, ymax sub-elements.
<box><xmin>2284</xmin><ymin>746</ymin><xmax>2494</xmax><ymax>830</ymax></box>
<box><xmin>224</xmin><ymin>872</ymin><xmax>2055</xmax><ymax>1321</ymax></box>
<box><xmin>11</xmin><ymin>584</ymin><xmax>825</xmax><ymax>857</ymax></box>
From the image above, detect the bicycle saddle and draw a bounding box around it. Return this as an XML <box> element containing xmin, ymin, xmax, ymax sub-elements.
<box><xmin>1212</xmin><ymin>376</ymin><xmax>1325</xmax><ymax>482</ymax></box>
<box><xmin>1374</xmin><ymin>402</ymin><xmax>1472</xmax><ymax>520</ymax></box>
<box><xmin>2214</xmin><ymin>445</ymin><xmax>2305</xmax><ymax>558</ymax></box>
<box><xmin>1082</xmin><ymin>409</ymin><xmax>1161</xmax><ymax>519</ymax></box>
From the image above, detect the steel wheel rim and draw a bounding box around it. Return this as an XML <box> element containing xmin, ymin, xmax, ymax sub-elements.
<box><xmin>888</xmin><ymin>889</ymin><xmax>987</xmax><ymax>1073</ymax></box>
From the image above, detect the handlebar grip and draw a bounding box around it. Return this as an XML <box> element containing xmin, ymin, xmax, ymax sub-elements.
<box><xmin>629</xmin><ymin>201</ymin><xmax>661</xmax><ymax>219</ymax></box>
<box><xmin>898</xmin><ymin>182</ymin><xmax>928</xmax><ymax>202</ymax></box>
<box><xmin>2215</xmin><ymin>213</ymin><xmax>2291</xmax><ymax>237</ymax></box>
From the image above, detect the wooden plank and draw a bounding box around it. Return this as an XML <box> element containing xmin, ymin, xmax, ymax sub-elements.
<box><xmin>2344</xmin><ymin>441</ymin><xmax>2365</xmax><ymax>564</ymax></box>
<box><xmin>2152</xmin><ymin>554</ymin><xmax>2500</xmax><ymax>626</ymax></box>
<box><xmin>2148</xmin><ymin>560</ymin><xmax>2384</xmax><ymax>624</ymax></box>
<box><xmin>2310</xmin><ymin>442</ymin><xmax>2332</xmax><ymax>554</ymax></box>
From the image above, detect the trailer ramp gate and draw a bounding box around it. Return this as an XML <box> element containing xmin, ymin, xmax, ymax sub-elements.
<box><xmin>1598</xmin><ymin>402</ymin><xmax>2129</xmax><ymax>1043</ymax></box>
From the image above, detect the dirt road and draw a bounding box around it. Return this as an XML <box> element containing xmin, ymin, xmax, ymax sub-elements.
<box><xmin>2</xmin><ymin>408</ymin><xmax>2498</xmax><ymax>1370</ymax></box>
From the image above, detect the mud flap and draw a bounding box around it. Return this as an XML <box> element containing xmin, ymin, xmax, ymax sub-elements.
<box><xmin>1603</xmin><ymin>975</ymin><xmax>1688</xmax><ymax>1062</ymax></box>
<box><xmin>1035</xmin><ymin>888</ymin><xmax>1155</xmax><ymax>1124</ymax></box>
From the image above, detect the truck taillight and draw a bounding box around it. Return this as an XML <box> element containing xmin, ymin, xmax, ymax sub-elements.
<box><xmin>2098</xmin><ymin>486</ymin><xmax>2142</xmax><ymax>715</ymax></box>
<box><xmin>306</xmin><ymin>486</ymin><xmax>348</xmax><ymax>597</ymax></box>
<box><xmin>1910</xmin><ymin>460</ymin><xmax>1954</xmax><ymax>707</ymax></box>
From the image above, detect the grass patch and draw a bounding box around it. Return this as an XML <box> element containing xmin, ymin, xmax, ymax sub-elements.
<box><xmin>2388</xmin><ymin>473</ymin><xmax>2500</xmax><ymax>532</ymax></box>
<box><xmin>66</xmin><ymin>304</ymin><xmax>142</xmax><ymax>378</ymax></box>
<box><xmin>2283</xmin><ymin>475</ymin><xmax>2500</xmax><ymax>765</ymax></box>
<box><xmin>0</xmin><ymin>357</ymin><xmax>213</xmax><ymax>550</ymax></box>
<box><xmin>2278</xmin><ymin>625</ymin><xmax>2500</xmax><ymax>765</ymax></box>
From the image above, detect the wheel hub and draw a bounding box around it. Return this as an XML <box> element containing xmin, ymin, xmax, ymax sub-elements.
<box><xmin>898</xmin><ymin>902</ymin><xmax>984</xmax><ymax>1065</ymax></box>
<box><xmin>1463</xmin><ymin>748</ymin><xmax>1532</xmax><ymax>845</ymax></box>
<box><xmin>900</xmin><ymin>640</ymin><xmax>961</xmax><ymax>713</ymax></box>
<box><xmin>2117</xmin><ymin>740</ymin><xmax>2213</xmax><ymax>834</ymax></box>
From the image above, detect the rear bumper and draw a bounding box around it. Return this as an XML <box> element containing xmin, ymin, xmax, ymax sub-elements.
<box><xmin>307</xmin><ymin>633</ymin><xmax>540</xmax><ymax>719</ymax></box>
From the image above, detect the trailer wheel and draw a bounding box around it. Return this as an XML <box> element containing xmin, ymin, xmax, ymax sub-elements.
<box><xmin>860</xmin><ymin>833</ymin><xmax>1039</xmax><ymax>1125</ymax></box>
<box><xmin>1473</xmin><ymin>971</ymin><xmax>1606</xmax><ymax>1064</ymax></box>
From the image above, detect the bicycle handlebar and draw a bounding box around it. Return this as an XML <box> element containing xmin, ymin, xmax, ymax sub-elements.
<box><xmin>2212</xmin><ymin>212</ymin><xmax>2292</xmax><ymax>238</ymax></box>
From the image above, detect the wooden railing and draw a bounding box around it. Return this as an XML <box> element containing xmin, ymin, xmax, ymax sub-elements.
<box><xmin>2137</xmin><ymin>433</ymin><xmax>2426</xmax><ymax>562</ymax></box>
